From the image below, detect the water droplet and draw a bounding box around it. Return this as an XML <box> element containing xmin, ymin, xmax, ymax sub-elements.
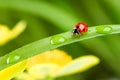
<box><xmin>50</xmin><ymin>35</ymin><xmax>66</xmax><ymax>45</ymax></box>
<box><xmin>96</xmin><ymin>25</ymin><xmax>113</xmax><ymax>34</ymax></box>
<box><xmin>6</xmin><ymin>54</ymin><xmax>21</xmax><ymax>64</ymax></box>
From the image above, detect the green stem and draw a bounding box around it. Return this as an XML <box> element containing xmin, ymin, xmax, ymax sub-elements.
<box><xmin>0</xmin><ymin>25</ymin><xmax>120</xmax><ymax>71</ymax></box>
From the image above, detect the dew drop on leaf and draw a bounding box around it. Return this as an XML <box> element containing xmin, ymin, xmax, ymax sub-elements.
<box><xmin>50</xmin><ymin>35</ymin><xmax>66</xmax><ymax>45</ymax></box>
<box><xmin>96</xmin><ymin>25</ymin><xmax>113</xmax><ymax>34</ymax></box>
<box><xmin>6</xmin><ymin>55</ymin><xmax>21</xmax><ymax>64</ymax></box>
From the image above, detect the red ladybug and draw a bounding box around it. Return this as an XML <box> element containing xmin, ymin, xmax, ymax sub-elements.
<box><xmin>72</xmin><ymin>22</ymin><xmax>88</xmax><ymax>35</ymax></box>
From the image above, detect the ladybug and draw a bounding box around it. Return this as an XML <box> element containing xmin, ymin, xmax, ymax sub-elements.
<box><xmin>72</xmin><ymin>22</ymin><xmax>88</xmax><ymax>35</ymax></box>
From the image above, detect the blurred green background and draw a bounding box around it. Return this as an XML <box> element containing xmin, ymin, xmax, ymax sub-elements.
<box><xmin>0</xmin><ymin>0</ymin><xmax>120</xmax><ymax>80</ymax></box>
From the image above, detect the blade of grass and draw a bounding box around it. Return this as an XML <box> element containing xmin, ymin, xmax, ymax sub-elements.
<box><xmin>0</xmin><ymin>0</ymin><xmax>119</xmax><ymax>75</ymax></box>
<box><xmin>0</xmin><ymin>0</ymin><xmax>80</xmax><ymax>31</ymax></box>
<box><xmin>82</xmin><ymin>0</ymin><xmax>112</xmax><ymax>25</ymax></box>
<box><xmin>81</xmin><ymin>38</ymin><xmax>120</xmax><ymax>75</ymax></box>
<box><xmin>98</xmin><ymin>0</ymin><xmax>120</xmax><ymax>70</ymax></box>
<box><xmin>100</xmin><ymin>0</ymin><xmax>120</xmax><ymax>22</ymax></box>
<box><xmin>22</xmin><ymin>15</ymin><xmax>49</xmax><ymax>40</ymax></box>
<box><xmin>0</xmin><ymin>25</ymin><xmax>120</xmax><ymax>71</ymax></box>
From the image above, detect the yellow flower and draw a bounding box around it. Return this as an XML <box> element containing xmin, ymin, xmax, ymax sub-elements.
<box><xmin>0</xmin><ymin>60</ymin><xmax>27</xmax><ymax>80</ymax></box>
<box><xmin>16</xmin><ymin>49</ymin><xmax>100</xmax><ymax>80</ymax></box>
<box><xmin>15</xmin><ymin>72</ymin><xmax>34</xmax><ymax>80</ymax></box>
<box><xmin>0</xmin><ymin>20</ymin><xmax>27</xmax><ymax>46</ymax></box>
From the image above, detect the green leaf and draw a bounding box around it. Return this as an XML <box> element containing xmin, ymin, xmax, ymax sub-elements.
<box><xmin>0</xmin><ymin>25</ymin><xmax>120</xmax><ymax>71</ymax></box>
